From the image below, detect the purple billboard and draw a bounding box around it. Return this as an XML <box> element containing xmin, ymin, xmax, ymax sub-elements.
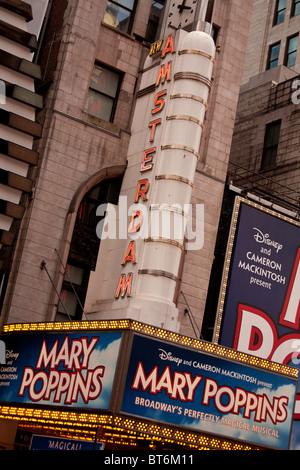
<box><xmin>215</xmin><ymin>197</ymin><xmax>300</xmax><ymax>448</ymax></box>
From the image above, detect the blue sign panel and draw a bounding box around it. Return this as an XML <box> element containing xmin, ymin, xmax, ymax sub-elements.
<box><xmin>30</xmin><ymin>435</ymin><xmax>104</xmax><ymax>450</ymax></box>
<box><xmin>218</xmin><ymin>199</ymin><xmax>300</xmax><ymax>350</ymax></box>
<box><xmin>0</xmin><ymin>331</ymin><xmax>122</xmax><ymax>410</ymax></box>
<box><xmin>216</xmin><ymin>197</ymin><xmax>300</xmax><ymax>448</ymax></box>
<box><xmin>121</xmin><ymin>334</ymin><xmax>297</xmax><ymax>450</ymax></box>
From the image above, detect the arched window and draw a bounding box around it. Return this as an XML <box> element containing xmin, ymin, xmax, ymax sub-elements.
<box><xmin>56</xmin><ymin>175</ymin><xmax>123</xmax><ymax>321</ymax></box>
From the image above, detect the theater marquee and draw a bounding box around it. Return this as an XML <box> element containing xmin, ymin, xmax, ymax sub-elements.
<box><xmin>0</xmin><ymin>320</ymin><xmax>297</xmax><ymax>450</ymax></box>
<box><xmin>0</xmin><ymin>330</ymin><xmax>122</xmax><ymax>410</ymax></box>
<box><xmin>121</xmin><ymin>334</ymin><xmax>297</xmax><ymax>450</ymax></box>
<box><xmin>0</xmin><ymin>320</ymin><xmax>298</xmax><ymax>449</ymax></box>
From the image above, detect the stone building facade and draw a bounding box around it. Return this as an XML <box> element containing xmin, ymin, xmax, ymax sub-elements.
<box><xmin>228</xmin><ymin>0</ymin><xmax>300</xmax><ymax>215</ymax></box>
<box><xmin>202</xmin><ymin>0</ymin><xmax>300</xmax><ymax>342</ymax></box>
<box><xmin>242</xmin><ymin>0</ymin><xmax>300</xmax><ymax>86</ymax></box>
<box><xmin>0</xmin><ymin>0</ymin><xmax>253</xmax><ymax>340</ymax></box>
<box><xmin>203</xmin><ymin>0</ymin><xmax>300</xmax><ymax>449</ymax></box>
<box><xmin>228</xmin><ymin>75</ymin><xmax>300</xmax><ymax>213</ymax></box>
<box><xmin>0</xmin><ymin>0</ymin><xmax>42</xmax><ymax>323</ymax></box>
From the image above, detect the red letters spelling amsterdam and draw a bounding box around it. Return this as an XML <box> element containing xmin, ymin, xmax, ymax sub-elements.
<box><xmin>115</xmin><ymin>35</ymin><xmax>175</xmax><ymax>299</ymax></box>
<box><xmin>18</xmin><ymin>336</ymin><xmax>104</xmax><ymax>405</ymax></box>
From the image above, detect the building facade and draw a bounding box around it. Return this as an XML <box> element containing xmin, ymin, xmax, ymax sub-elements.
<box><xmin>229</xmin><ymin>0</ymin><xmax>300</xmax><ymax>210</ymax></box>
<box><xmin>0</xmin><ymin>0</ymin><xmax>253</xmax><ymax>339</ymax></box>
<box><xmin>202</xmin><ymin>0</ymin><xmax>300</xmax><ymax>450</ymax></box>
<box><xmin>203</xmin><ymin>0</ymin><xmax>300</xmax><ymax>342</ymax></box>
<box><xmin>0</xmin><ymin>0</ymin><xmax>42</xmax><ymax>321</ymax></box>
<box><xmin>2</xmin><ymin>0</ymin><xmax>297</xmax><ymax>453</ymax></box>
<box><xmin>242</xmin><ymin>0</ymin><xmax>300</xmax><ymax>86</ymax></box>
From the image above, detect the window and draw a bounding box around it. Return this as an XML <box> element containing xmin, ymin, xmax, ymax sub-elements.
<box><xmin>274</xmin><ymin>0</ymin><xmax>286</xmax><ymax>25</ymax></box>
<box><xmin>267</xmin><ymin>42</ymin><xmax>280</xmax><ymax>69</ymax></box>
<box><xmin>57</xmin><ymin>177</ymin><xmax>123</xmax><ymax>321</ymax></box>
<box><xmin>57</xmin><ymin>264</ymin><xmax>88</xmax><ymax>319</ymax></box>
<box><xmin>211</xmin><ymin>25</ymin><xmax>220</xmax><ymax>44</ymax></box>
<box><xmin>285</xmin><ymin>34</ymin><xmax>299</xmax><ymax>67</ymax></box>
<box><xmin>291</xmin><ymin>0</ymin><xmax>300</xmax><ymax>17</ymax></box>
<box><xmin>103</xmin><ymin>0</ymin><xmax>138</xmax><ymax>34</ymax></box>
<box><xmin>261</xmin><ymin>120</ymin><xmax>281</xmax><ymax>170</ymax></box>
<box><xmin>85</xmin><ymin>64</ymin><xmax>122</xmax><ymax>122</ymax></box>
<box><xmin>146</xmin><ymin>0</ymin><xmax>165</xmax><ymax>43</ymax></box>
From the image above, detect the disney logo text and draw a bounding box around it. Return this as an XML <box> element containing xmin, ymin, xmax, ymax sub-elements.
<box><xmin>253</xmin><ymin>228</ymin><xmax>283</xmax><ymax>253</ymax></box>
<box><xmin>158</xmin><ymin>349</ymin><xmax>183</xmax><ymax>366</ymax></box>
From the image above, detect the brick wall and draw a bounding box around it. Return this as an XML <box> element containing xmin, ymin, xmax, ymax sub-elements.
<box><xmin>229</xmin><ymin>76</ymin><xmax>300</xmax><ymax>210</ymax></box>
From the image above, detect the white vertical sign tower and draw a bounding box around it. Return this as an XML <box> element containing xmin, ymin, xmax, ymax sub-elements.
<box><xmin>86</xmin><ymin>1</ymin><xmax>215</xmax><ymax>331</ymax></box>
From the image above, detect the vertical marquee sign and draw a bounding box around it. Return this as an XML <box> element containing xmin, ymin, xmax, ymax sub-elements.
<box><xmin>114</xmin><ymin>34</ymin><xmax>176</xmax><ymax>300</ymax></box>
<box><xmin>214</xmin><ymin>197</ymin><xmax>300</xmax><ymax>447</ymax></box>
<box><xmin>112</xmin><ymin>29</ymin><xmax>216</xmax><ymax>324</ymax></box>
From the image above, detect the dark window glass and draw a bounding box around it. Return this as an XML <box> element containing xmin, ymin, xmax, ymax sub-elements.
<box><xmin>146</xmin><ymin>0</ymin><xmax>165</xmax><ymax>43</ymax></box>
<box><xmin>274</xmin><ymin>0</ymin><xmax>286</xmax><ymax>25</ymax></box>
<box><xmin>267</xmin><ymin>42</ymin><xmax>280</xmax><ymax>69</ymax></box>
<box><xmin>286</xmin><ymin>34</ymin><xmax>299</xmax><ymax>67</ymax></box>
<box><xmin>291</xmin><ymin>0</ymin><xmax>300</xmax><ymax>17</ymax></box>
<box><xmin>261</xmin><ymin>121</ymin><xmax>281</xmax><ymax>170</ymax></box>
<box><xmin>57</xmin><ymin>177</ymin><xmax>123</xmax><ymax>321</ymax></box>
<box><xmin>104</xmin><ymin>0</ymin><xmax>138</xmax><ymax>34</ymax></box>
<box><xmin>211</xmin><ymin>25</ymin><xmax>220</xmax><ymax>44</ymax></box>
<box><xmin>57</xmin><ymin>265</ymin><xmax>86</xmax><ymax>318</ymax></box>
<box><xmin>86</xmin><ymin>64</ymin><xmax>122</xmax><ymax>122</ymax></box>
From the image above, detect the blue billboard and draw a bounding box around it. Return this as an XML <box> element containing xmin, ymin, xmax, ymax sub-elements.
<box><xmin>0</xmin><ymin>331</ymin><xmax>122</xmax><ymax>410</ymax></box>
<box><xmin>121</xmin><ymin>334</ymin><xmax>297</xmax><ymax>449</ymax></box>
<box><xmin>215</xmin><ymin>197</ymin><xmax>300</xmax><ymax>448</ymax></box>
